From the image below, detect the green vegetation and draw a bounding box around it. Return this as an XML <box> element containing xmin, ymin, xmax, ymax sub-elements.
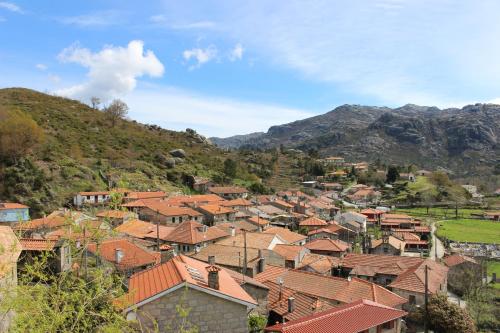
<box><xmin>0</xmin><ymin>88</ymin><xmax>263</xmax><ymax>216</ymax></box>
<box><xmin>395</xmin><ymin>207</ymin><xmax>484</xmax><ymax>219</ymax></box>
<box><xmin>436</xmin><ymin>219</ymin><xmax>500</xmax><ymax>244</ymax></box>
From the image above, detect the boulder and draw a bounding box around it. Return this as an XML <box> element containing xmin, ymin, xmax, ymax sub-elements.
<box><xmin>169</xmin><ymin>149</ymin><xmax>186</xmax><ymax>158</ymax></box>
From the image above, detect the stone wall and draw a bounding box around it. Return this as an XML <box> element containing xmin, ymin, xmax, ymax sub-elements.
<box><xmin>134</xmin><ymin>285</ymin><xmax>250</xmax><ymax>332</ymax></box>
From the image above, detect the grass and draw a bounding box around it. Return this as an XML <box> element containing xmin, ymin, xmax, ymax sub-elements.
<box><xmin>436</xmin><ymin>219</ymin><xmax>500</xmax><ymax>244</ymax></box>
<box><xmin>487</xmin><ymin>261</ymin><xmax>500</xmax><ymax>290</ymax></box>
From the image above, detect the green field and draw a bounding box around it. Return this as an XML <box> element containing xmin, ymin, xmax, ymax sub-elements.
<box><xmin>487</xmin><ymin>261</ymin><xmax>500</xmax><ymax>290</ymax></box>
<box><xmin>436</xmin><ymin>219</ymin><xmax>500</xmax><ymax>244</ymax></box>
<box><xmin>395</xmin><ymin>207</ymin><xmax>484</xmax><ymax>219</ymax></box>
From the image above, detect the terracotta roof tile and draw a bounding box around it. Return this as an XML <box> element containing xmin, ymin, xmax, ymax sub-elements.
<box><xmin>247</xmin><ymin>216</ymin><xmax>270</xmax><ymax>226</ymax></box>
<box><xmin>443</xmin><ymin>254</ymin><xmax>477</xmax><ymax>267</ymax></box>
<box><xmin>164</xmin><ymin>194</ymin><xmax>224</xmax><ymax>206</ymax></box>
<box><xmin>198</xmin><ymin>204</ymin><xmax>235</xmax><ymax>215</ymax></box>
<box><xmin>217</xmin><ymin>232</ymin><xmax>282</xmax><ymax>250</ymax></box>
<box><xmin>20</xmin><ymin>238</ymin><xmax>57</xmax><ymax>251</ymax></box>
<box><xmin>125</xmin><ymin>255</ymin><xmax>256</xmax><ymax>306</ymax></box>
<box><xmin>142</xmin><ymin>202</ymin><xmax>203</xmax><ymax>218</ymax></box>
<box><xmin>87</xmin><ymin>238</ymin><xmax>160</xmax><ymax>271</ymax></box>
<box><xmin>389</xmin><ymin>259</ymin><xmax>448</xmax><ymax>294</ymax></box>
<box><xmin>305</xmin><ymin>239</ymin><xmax>349</xmax><ymax>253</ymax></box>
<box><xmin>115</xmin><ymin>219</ymin><xmax>174</xmax><ymax>240</ymax></box>
<box><xmin>0</xmin><ymin>202</ymin><xmax>28</xmax><ymax>210</ymax></box>
<box><xmin>164</xmin><ymin>220</ymin><xmax>228</xmax><ymax>245</ymax></box>
<box><xmin>273</xmin><ymin>244</ymin><xmax>306</xmax><ymax>260</ymax></box>
<box><xmin>299</xmin><ymin>217</ymin><xmax>327</xmax><ymax>227</ymax></box>
<box><xmin>219</xmin><ymin>198</ymin><xmax>253</xmax><ymax>207</ymax></box>
<box><xmin>265</xmin><ymin>299</ymin><xmax>406</xmax><ymax>333</ymax></box>
<box><xmin>264</xmin><ymin>227</ymin><xmax>307</xmax><ymax>244</ymax></box>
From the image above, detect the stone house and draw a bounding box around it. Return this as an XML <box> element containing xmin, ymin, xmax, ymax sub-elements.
<box><xmin>73</xmin><ymin>191</ymin><xmax>111</xmax><ymax>207</ymax></box>
<box><xmin>162</xmin><ymin>220</ymin><xmax>229</xmax><ymax>253</ymax></box>
<box><xmin>18</xmin><ymin>238</ymin><xmax>72</xmax><ymax>274</ymax></box>
<box><xmin>443</xmin><ymin>254</ymin><xmax>483</xmax><ymax>294</ymax></box>
<box><xmin>121</xmin><ymin>255</ymin><xmax>256</xmax><ymax>333</ymax></box>
<box><xmin>196</xmin><ymin>204</ymin><xmax>236</xmax><ymax>226</ymax></box>
<box><xmin>209</xmin><ymin>186</ymin><xmax>249</xmax><ymax>199</ymax></box>
<box><xmin>370</xmin><ymin>235</ymin><xmax>405</xmax><ymax>256</ymax></box>
<box><xmin>304</xmin><ymin>238</ymin><xmax>349</xmax><ymax>257</ymax></box>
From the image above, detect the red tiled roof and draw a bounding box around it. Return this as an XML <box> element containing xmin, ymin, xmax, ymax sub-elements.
<box><xmin>126</xmin><ymin>191</ymin><xmax>167</xmax><ymax>200</ymax></box>
<box><xmin>14</xmin><ymin>216</ymin><xmax>69</xmax><ymax>231</ymax></box>
<box><xmin>0</xmin><ymin>202</ymin><xmax>28</xmax><ymax>210</ymax></box>
<box><xmin>198</xmin><ymin>204</ymin><xmax>235</xmax><ymax>215</ymax></box>
<box><xmin>360</xmin><ymin>208</ymin><xmax>384</xmax><ymax>215</ymax></box>
<box><xmin>115</xmin><ymin>219</ymin><xmax>174</xmax><ymax>240</ymax></box>
<box><xmin>307</xmin><ymin>228</ymin><xmax>336</xmax><ymax>236</ymax></box>
<box><xmin>255</xmin><ymin>268</ymin><xmax>406</xmax><ymax>308</ymax></box>
<box><xmin>273</xmin><ymin>244</ymin><xmax>306</xmax><ymax>260</ymax></box>
<box><xmin>264</xmin><ymin>227</ymin><xmax>307</xmax><ymax>244</ymax></box>
<box><xmin>20</xmin><ymin>238</ymin><xmax>57</xmax><ymax>251</ymax></box>
<box><xmin>142</xmin><ymin>201</ymin><xmax>203</xmax><ymax>218</ymax></box>
<box><xmin>370</xmin><ymin>236</ymin><xmax>405</xmax><ymax>250</ymax></box>
<box><xmin>247</xmin><ymin>216</ymin><xmax>270</xmax><ymax>226</ymax></box>
<box><xmin>209</xmin><ymin>186</ymin><xmax>248</xmax><ymax>194</ymax></box>
<box><xmin>219</xmin><ymin>198</ymin><xmax>253</xmax><ymax>207</ymax></box>
<box><xmin>341</xmin><ymin>253</ymin><xmax>423</xmax><ymax>276</ymax></box>
<box><xmin>265</xmin><ymin>299</ymin><xmax>406</xmax><ymax>333</ymax></box>
<box><xmin>389</xmin><ymin>259</ymin><xmax>448</xmax><ymax>294</ymax></box>
<box><xmin>96</xmin><ymin>210</ymin><xmax>132</xmax><ymax>219</ymax></box>
<box><xmin>297</xmin><ymin>253</ymin><xmax>340</xmax><ymax>274</ymax></box>
<box><xmin>164</xmin><ymin>220</ymin><xmax>228</xmax><ymax>245</ymax></box>
<box><xmin>299</xmin><ymin>217</ymin><xmax>327</xmax><ymax>227</ymax></box>
<box><xmin>305</xmin><ymin>239</ymin><xmax>349</xmax><ymax>252</ymax></box>
<box><xmin>87</xmin><ymin>238</ymin><xmax>160</xmax><ymax>271</ymax></box>
<box><xmin>125</xmin><ymin>255</ymin><xmax>256</xmax><ymax>307</ymax></box>
<box><xmin>443</xmin><ymin>254</ymin><xmax>477</xmax><ymax>267</ymax></box>
<box><xmin>164</xmin><ymin>194</ymin><xmax>224</xmax><ymax>206</ymax></box>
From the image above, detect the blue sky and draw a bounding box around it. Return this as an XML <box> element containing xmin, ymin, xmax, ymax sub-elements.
<box><xmin>1</xmin><ymin>0</ymin><xmax>500</xmax><ymax>137</ymax></box>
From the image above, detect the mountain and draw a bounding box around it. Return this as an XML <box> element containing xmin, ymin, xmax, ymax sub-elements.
<box><xmin>0</xmin><ymin>88</ymin><xmax>233</xmax><ymax>216</ymax></box>
<box><xmin>211</xmin><ymin>103</ymin><xmax>500</xmax><ymax>177</ymax></box>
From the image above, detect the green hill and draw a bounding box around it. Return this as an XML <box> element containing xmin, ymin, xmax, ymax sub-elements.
<box><xmin>0</xmin><ymin>88</ymin><xmax>234</xmax><ymax>216</ymax></box>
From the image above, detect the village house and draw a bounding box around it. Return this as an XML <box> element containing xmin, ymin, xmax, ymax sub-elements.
<box><xmin>219</xmin><ymin>198</ymin><xmax>253</xmax><ymax>210</ymax></box>
<box><xmin>443</xmin><ymin>254</ymin><xmax>483</xmax><ymax>293</ymax></box>
<box><xmin>272</xmin><ymin>244</ymin><xmax>309</xmax><ymax>269</ymax></box>
<box><xmin>137</xmin><ymin>201</ymin><xmax>204</xmax><ymax>225</ymax></box>
<box><xmin>380</xmin><ymin>213</ymin><xmax>421</xmax><ymax>230</ymax></box>
<box><xmin>87</xmin><ymin>238</ymin><xmax>160</xmax><ymax>277</ymax></box>
<box><xmin>370</xmin><ymin>235</ymin><xmax>405</xmax><ymax>256</ymax></box>
<box><xmin>217</xmin><ymin>232</ymin><xmax>286</xmax><ymax>251</ymax></box>
<box><xmin>265</xmin><ymin>299</ymin><xmax>407</xmax><ymax>333</ymax></box>
<box><xmin>319</xmin><ymin>182</ymin><xmax>343</xmax><ymax>191</ymax></box>
<box><xmin>399</xmin><ymin>173</ymin><xmax>416</xmax><ymax>182</ymax></box>
<box><xmin>360</xmin><ymin>208</ymin><xmax>385</xmax><ymax>224</ymax></box>
<box><xmin>216</xmin><ymin>220</ymin><xmax>260</xmax><ymax>234</ymax></box>
<box><xmin>388</xmin><ymin>259</ymin><xmax>448</xmax><ymax>309</ymax></box>
<box><xmin>307</xmin><ymin>200</ymin><xmax>339</xmax><ymax>219</ymax></box>
<box><xmin>0</xmin><ymin>203</ymin><xmax>29</xmax><ymax>224</ymax></box>
<box><xmin>196</xmin><ymin>204</ymin><xmax>236</xmax><ymax>225</ymax></box>
<box><xmin>162</xmin><ymin>220</ymin><xmax>229</xmax><ymax>253</ymax></box>
<box><xmin>255</xmin><ymin>266</ymin><xmax>407</xmax><ymax>309</ymax></box>
<box><xmin>392</xmin><ymin>231</ymin><xmax>429</xmax><ymax>253</ymax></box>
<box><xmin>208</xmin><ymin>186</ymin><xmax>249</xmax><ymax>199</ymax></box>
<box><xmin>299</xmin><ymin>216</ymin><xmax>328</xmax><ymax>233</ymax></box>
<box><xmin>191</xmin><ymin>245</ymin><xmax>284</xmax><ymax>277</ymax></box>
<box><xmin>297</xmin><ymin>253</ymin><xmax>341</xmax><ymax>275</ymax></box>
<box><xmin>96</xmin><ymin>209</ymin><xmax>137</xmax><ymax>227</ymax></box>
<box><xmin>18</xmin><ymin>238</ymin><xmax>72</xmax><ymax>274</ymax></box>
<box><xmin>191</xmin><ymin>177</ymin><xmax>215</xmax><ymax>193</ymax></box>
<box><xmin>224</xmin><ymin>268</ymin><xmax>270</xmax><ymax>316</ymax></box>
<box><xmin>319</xmin><ymin>156</ymin><xmax>345</xmax><ymax>167</ymax></box>
<box><xmin>304</xmin><ymin>238</ymin><xmax>350</xmax><ymax>257</ymax></box>
<box><xmin>269</xmin><ymin>199</ymin><xmax>295</xmax><ymax>213</ymax></box>
<box><xmin>484</xmin><ymin>211</ymin><xmax>500</xmax><ymax>221</ymax></box>
<box><xmin>263</xmin><ymin>227</ymin><xmax>307</xmax><ymax>245</ymax></box>
<box><xmin>307</xmin><ymin>227</ymin><xmax>338</xmax><ymax>241</ymax></box>
<box><xmin>123</xmin><ymin>191</ymin><xmax>167</xmax><ymax>202</ymax></box>
<box><xmin>120</xmin><ymin>255</ymin><xmax>257</xmax><ymax>333</ymax></box>
<box><xmin>246</xmin><ymin>215</ymin><xmax>271</xmax><ymax>231</ymax></box>
<box><xmin>73</xmin><ymin>191</ymin><xmax>111</xmax><ymax>207</ymax></box>
<box><xmin>347</xmin><ymin>188</ymin><xmax>381</xmax><ymax>205</ymax></box>
<box><xmin>114</xmin><ymin>219</ymin><xmax>175</xmax><ymax>246</ymax></box>
<box><xmin>335</xmin><ymin>211</ymin><xmax>367</xmax><ymax>233</ymax></box>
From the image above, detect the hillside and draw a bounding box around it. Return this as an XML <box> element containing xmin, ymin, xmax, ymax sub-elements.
<box><xmin>211</xmin><ymin>104</ymin><xmax>500</xmax><ymax>179</ymax></box>
<box><xmin>0</xmin><ymin>88</ymin><xmax>233</xmax><ymax>216</ymax></box>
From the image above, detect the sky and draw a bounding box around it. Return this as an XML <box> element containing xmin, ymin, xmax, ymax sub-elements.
<box><xmin>1</xmin><ymin>0</ymin><xmax>500</xmax><ymax>137</ymax></box>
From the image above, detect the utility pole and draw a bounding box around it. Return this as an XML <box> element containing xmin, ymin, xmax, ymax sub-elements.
<box><xmin>83</xmin><ymin>226</ymin><xmax>88</xmax><ymax>279</ymax></box>
<box><xmin>424</xmin><ymin>264</ymin><xmax>429</xmax><ymax>333</ymax></box>
<box><xmin>242</xmin><ymin>230</ymin><xmax>248</xmax><ymax>276</ymax></box>
<box><xmin>156</xmin><ymin>209</ymin><xmax>160</xmax><ymax>251</ymax></box>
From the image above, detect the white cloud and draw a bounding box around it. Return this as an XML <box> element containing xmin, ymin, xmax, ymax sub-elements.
<box><xmin>56</xmin><ymin>40</ymin><xmax>164</xmax><ymax>102</ymax></box>
<box><xmin>59</xmin><ymin>11</ymin><xmax>123</xmax><ymax>27</ymax></box>
<box><xmin>125</xmin><ymin>86</ymin><xmax>314</xmax><ymax>137</ymax></box>
<box><xmin>48</xmin><ymin>74</ymin><xmax>61</xmax><ymax>83</ymax></box>
<box><xmin>0</xmin><ymin>2</ymin><xmax>22</xmax><ymax>13</ymax></box>
<box><xmin>183</xmin><ymin>45</ymin><xmax>217</xmax><ymax>70</ymax></box>
<box><xmin>228</xmin><ymin>43</ymin><xmax>244</xmax><ymax>61</ymax></box>
<box><xmin>35</xmin><ymin>64</ymin><xmax>47</xmax><ymax>71</ymax></box>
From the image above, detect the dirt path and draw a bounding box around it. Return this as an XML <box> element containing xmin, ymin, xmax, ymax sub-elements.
<box><xmin>430</xmin><ymin>222</ymin><xmax>445</xmax><ymax>260</ymax></box>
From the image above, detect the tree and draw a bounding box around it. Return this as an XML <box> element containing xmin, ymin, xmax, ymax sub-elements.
<box><xmin>0</xmin><ymin>108</ymin><xmax>44</xmax><ymax>163</ymax></box>
<box><xmin>386</xmin><ymin>166</ymin><xmax>399</xmax><ymax>183</ymax></box>
<box><xmin>426</xmin><ymin>294</ymin><xmax>476</xmax><ymax>333</ymax></box>
<box><xmin>223</xmin><ymin>158</ymin><xmax>237</xmax><ymax>179</ymax></box>
<box><xmin>90</xmin><ymin>96</ymin><xmax>101</xmax><ymax>110</ymax></box>
<box><xmin>104</xmin><ymin>99</ymin><xmax>128</xmax><ymax>127</ymax></box>
<box><xmin>248</xmin><ymin>314</ymin><xmax>267</xmax><ymax>333</ymax></box>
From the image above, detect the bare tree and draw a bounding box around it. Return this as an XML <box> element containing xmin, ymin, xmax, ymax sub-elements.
<box><xmin>104</xmin><ymin>99</ymin><xmax>128</xmax><ymax>127</ymax></box>
<box><xmin>90</xmin><ymin>97</ymin><xmax>101</xmax><ymax>110</ymax></box>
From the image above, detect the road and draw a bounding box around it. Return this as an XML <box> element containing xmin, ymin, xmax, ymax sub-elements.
<box><xmin>430</xmin><ymin>222</ymin><xmax>445</xmax><ymax>260</ymax></box>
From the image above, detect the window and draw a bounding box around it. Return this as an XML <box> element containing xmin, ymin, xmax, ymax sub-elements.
<box><xmin>385</xmin><ymin>278</ymin><xmax>392</xmax><ymax>285</ymax></box>
<box><xmin>409</xmin><ymin>295</ymin><xmax>416</xmax><ymax>305</ymax></box>
<box><xmin>179</xmin><ymin>216</ymin><xmax>183</xmax><ymax>223</ymax></box>
<box><xmin>172</xmin><ymin>217</ymin><xmax>176</xmax><ymax>223</ymax></box>
<box><xmin>383</xmin><ymin>247</ymin><xmax>389</xmax><ymax>253</ymax></box>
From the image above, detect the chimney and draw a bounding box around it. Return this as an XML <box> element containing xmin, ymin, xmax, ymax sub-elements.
<box><xmin>115</xmin><ymin>248</ymin><xmax>124</xmax><ymax>264</ymax></box>
<box><xmin>208</xmin><ymin>255</ymin><xmax>216</xmax><ymax>265</ymax></box>
<box><xmin>230</xmin><ymin>225</ymin><xmax>236</xmax><ymax>237</ymax></box>
<box><xmin>206</xmin><ymin>264</ymin><xmax>221</xmax><ymax>290</ymax></box>
<box><xmin>171</xmin><ymin>243</ymin><xmax>178</xmax><ymax>256</ymax></box>
<box><xmin>258</xmin><ymin>249</ymin><xmax>265</xmax><ymax>273</ymax></box>
<box><xmin>288</xmin><ymin>297</ymin><xmax>295</xmax><ymax>313</ymax></box>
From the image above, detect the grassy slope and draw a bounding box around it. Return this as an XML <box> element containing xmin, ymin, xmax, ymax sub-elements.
<box><xmin>436</xmin><ymin>219</ymin><xmax>500</xmax><ymax>243</ymax></box>
<box><xmin>0</xmin><ymin>88</ymin><xmax>231</xmax><ymax>215</ymax></box>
